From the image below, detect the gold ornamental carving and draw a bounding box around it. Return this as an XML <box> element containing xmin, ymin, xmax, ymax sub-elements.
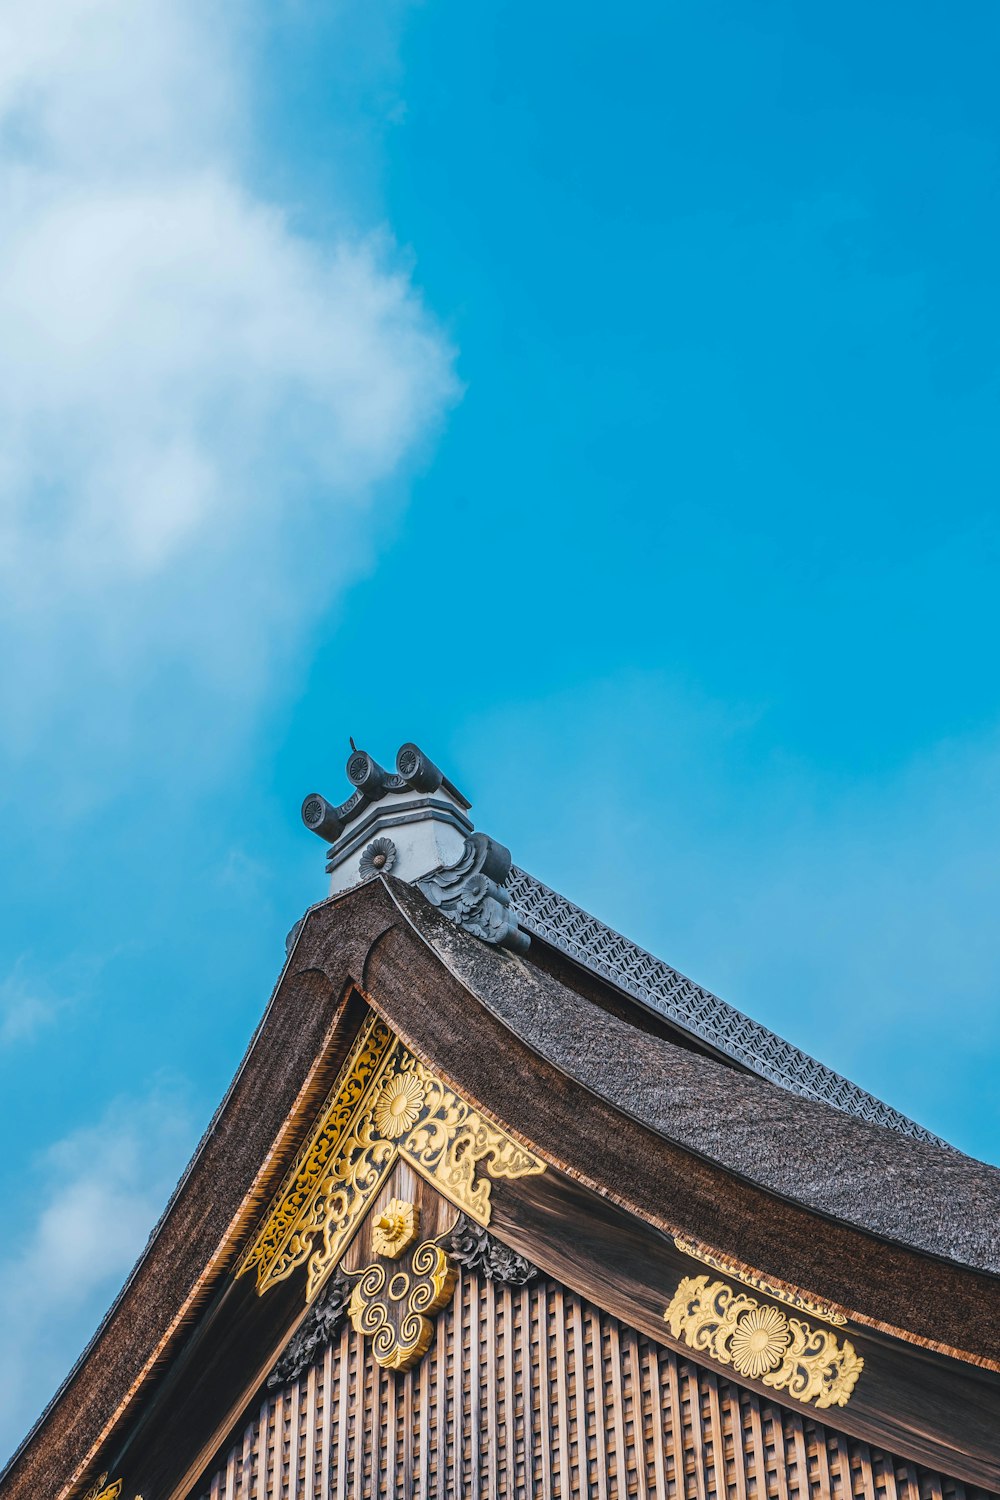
<box><xmin>240</xmin><ymin>1011</ymin><xmax>545</xmax><ymax>1300</ymax></box>
<box><xmin>81</xmin><ymin>1478</ymin><xmax>122</xmax><ymax>1500</ymax></box>
<box><xmin>664</xmin><ymin>1275</ymin><xmax>864</xmax><ymax>1409</ymax></box>
<box><xmin>371</xmin><ymin>1198</ymin><xmax>420</xmax><ymax>1259</ymax></box>
<box><xmin>347</xmin><ymin>1239</ymin><xmax>458</xmax><ymax>1371</ymax></box>
<box><xmin>673</xmin><ymin>1234</ymin><xmax>848</xmax><ymax>1326</ymax></box>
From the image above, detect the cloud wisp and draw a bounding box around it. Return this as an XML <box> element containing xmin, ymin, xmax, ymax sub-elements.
<box><xmin>0</xmin><ymin>0</ymin><xmax>457</xmax><ymax>770</ymax></box>
<box><xmin>0</xmin><ymin>1083</ymin><xmax>199</xmax><ymax>1465</ymax></box>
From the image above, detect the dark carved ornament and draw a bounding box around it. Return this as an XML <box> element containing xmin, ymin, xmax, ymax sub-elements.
<box><xmin>444</xmin><ymin>1214</ymin><xmax>539</xmax><ymax>1286</ymax></box>
<box><xmin>359</xmin><ymin>836</ymin><xmax>397</xmax><ymax>881</ymax></box>
<box><xmin>418</xmin><ymin>833</ymin><xmax>529</xmax><ymax>955</ymax></box>
<box><xmin>267</xmin><ymin>1219</ymin><xmax>538</xmax><ymax>1389</ymax></box>
<box><xmin>267</xmin><ymin>1268</ymin><xmax>352</xmax><ymax>1389</ymax></box>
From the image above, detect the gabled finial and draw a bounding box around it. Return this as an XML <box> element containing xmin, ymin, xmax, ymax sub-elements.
<box><xmin>300</xmin><ymin>741</ymin><xmax>528</xmax><ymax>954</ymax></box>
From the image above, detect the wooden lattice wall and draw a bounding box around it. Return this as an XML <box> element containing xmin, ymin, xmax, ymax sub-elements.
<box><xmin>199</xmin><ymin>1273</ymin><xmax>996</xmax><ymax>1500</ymax></box>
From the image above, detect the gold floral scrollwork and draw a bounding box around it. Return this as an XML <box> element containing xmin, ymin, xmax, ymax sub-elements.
<box><xmin>81</xmin><ymin>1477</ymin><xmax>123</xmax><ymax>1500</ymax></box>
<box><xmin>664</xmin><ymin>1275</ymin><xmax>864</xmax><ymax>1409</ymax></box>
<box><xmin>392</xmin><ymin>1051</ymin><xmax>545</xmax><ymax>1226</ymax></box>
<box><xmin>239</xmin><ymin>1010</ymin><xmax>545</xmax><ymax>1301</ymax></box>
<box><xmin>348</xmin><ymin>1239</ymin><xmax>457</xmax><ymax>1371</ymax></box>
<box><xmin>240</xmin><ymin>1014</ymin><xmax>396</xmax><ymax>1295</ymax></box>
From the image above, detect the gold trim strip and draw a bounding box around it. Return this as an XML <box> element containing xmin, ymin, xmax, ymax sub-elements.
<box><xmin>673</xmin><ymin>1235</ymin><xmax>848</xmax><ymax>1326</ymax></box>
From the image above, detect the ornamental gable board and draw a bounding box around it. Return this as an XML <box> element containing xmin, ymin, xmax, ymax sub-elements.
<box><xmin>3</xmin><ymin>743</ymin><xmax>999</xmax><ymax>1500</ymax></box>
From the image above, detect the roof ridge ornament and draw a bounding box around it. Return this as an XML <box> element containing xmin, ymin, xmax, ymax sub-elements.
<box><xmin>302</xmin><ymin>742</ymin><xmax>471</xmax><ymax>848</ymax></box>
<box><xmin>418</xmin><ymin>833</ymin><xmax>530</xmax><ymax>955</ymax></box>
<box><xmin>301</xmin><ymin>741</ymin><xmax>529</xmax><ymax>952</ymax></box>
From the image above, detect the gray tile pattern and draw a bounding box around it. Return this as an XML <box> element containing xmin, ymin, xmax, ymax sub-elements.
<box><xmin>505</xmin><ymin>865</ymin><xmax>943</xmax><ymax>1146</ymax></box>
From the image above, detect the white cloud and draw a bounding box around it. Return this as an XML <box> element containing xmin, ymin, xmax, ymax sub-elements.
<box><xmin>0</xmin><ymin>1085</ymin><xmax>199</xmax><ymax>1465</ymax></box>
<box><xmin>0</xmin><ymin>0</ymin><xmax>457</xmax><ymax>762</ymax></box>
<box><xmin>0</xmin><ymin>972</ymin><xmax>55</xmax><ymax>1045</ymax></box>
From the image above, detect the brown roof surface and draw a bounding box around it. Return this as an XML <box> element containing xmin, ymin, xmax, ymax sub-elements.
<box><xmin>4</xmin><ymin>875</ymin><xmax>998</xmax><ymax>1500</ymax></box>
<box><xmin>387</xmin><ymin>878</ymin><xmax>1000</xmax><ymax>1276</ymax></box>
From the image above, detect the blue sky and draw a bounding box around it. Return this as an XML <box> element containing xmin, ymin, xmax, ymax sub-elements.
<box><xmin>1</xmin><ymin>0</ymin><xmax>999</xmax><ymax>1462</ymax></box>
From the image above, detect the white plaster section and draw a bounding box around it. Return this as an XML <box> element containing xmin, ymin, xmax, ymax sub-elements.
<box><xmin>326</xmin><ymin>789</ymin><xmax>472</xmax><ymax>897</ymax></box>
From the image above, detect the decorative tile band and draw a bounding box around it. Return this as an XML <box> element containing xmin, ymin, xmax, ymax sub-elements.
<box><xmin>506</xmin><ymin>865</ymin><xmax>940</xmax><ymax>1144</ymax></box>
<box><xmin>664</xmin><ymin>1274</ymin><xmax>864</xmax><ymax>1410</ymax></box>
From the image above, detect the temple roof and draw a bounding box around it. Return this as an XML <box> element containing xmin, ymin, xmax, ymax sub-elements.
<box><xmin>5</xmin><ymin>870</ymin><xmax>999</xmax><ymax>1500</ymax></box>
<box><xmin>388</xmin><ymin>877</ymin><xmax>1000</xmax><ymax>1274</ymax></box>
<box><xmin>7</xmin><ymin>740</ymin><xmax>997</xmax><ymax>1500</ymax></box>
<box><xmin>304</xmin><ymin>740</ymin><xmax>941</xmax><ymax>1145</ymax></box>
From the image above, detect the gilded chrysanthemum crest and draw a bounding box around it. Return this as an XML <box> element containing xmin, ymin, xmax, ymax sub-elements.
<box><xmin>730</xmin><ymin>1304</ymin><xmax>789</xmax><ymax>1379</ymax></box>
<box><xmin>664</xmin><ymin>1274</ymin><xmax>863</xmax><ymax>1410</ymax></box>
<box><xmin>374</xmin><ymin>1074</ymin><xmax>425</xmax><ymax>1138</ymax></box>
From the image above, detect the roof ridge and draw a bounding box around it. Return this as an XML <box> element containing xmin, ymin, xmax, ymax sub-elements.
<box><xmin>505</xmin><ymin>865</ymin><xmax>946</xmax><ymax>1147</ymax></box>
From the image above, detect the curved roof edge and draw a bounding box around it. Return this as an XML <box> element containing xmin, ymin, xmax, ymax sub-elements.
<box><xmin>505</xmin><ymin>865</ymin><xmax>945</xmax><ymax>1147</ymax></box>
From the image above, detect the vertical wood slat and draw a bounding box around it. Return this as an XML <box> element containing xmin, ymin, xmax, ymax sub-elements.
<box><xmin>726</xmin><ymin>1385</ymin><xmax>749</xmax><ymax>1500</ymax></box>
<box><xmin>434</xmin><ymin>1298</ymin><xmax>447</xmax><ymax>1500</ymax></box>
<box><xmin>199</xmin><ymin>1267</ymin><xmax>995</xmax><ymax>1500</ymax></box>
<box><xmin>270</xmin><ymin>1393</ymin><xmax>284</xmax><ymax>1500</ymax></box>
<box><xmin>253</xmin><ymin>1397</ymin><xmax>269</xmax><ymax>1500</ymax></box>
<box><xmin>856</xmin><ymin>1440</ymin><xmax>879</xmax><ymax>1500</ymax></box>
<box><xmin>663</xmin><ymin>1346</ymin><xmax>690</xmax><ymax>1500</ymax></box>
<box><xmin>334</xmin><ymin>1338</ymin><xmax>350</xmax><ymax>1500</ymax></box>
<box><xmin>788</xmin><ymin>1412</ymin><xmax>811</xmax><ymax>1500</ymax></box>
<box><xmin>485</xmin><ymin>1277</ymin><xmax>499</xmax><ymax>1497</ymax></box>
<box><xmin>299</xmin><ymin>1365</ymin><xmax>317</xmax><ymax>1500</ymax></box>
<box><xmin>551</xmin><ymin>1287</ymin><xmax>571</xmax><ymax>1498</ymax></box>
<box><xmin>537</xmin><ymin>1283</ymin><xmax>554</xmax><ymax>1496</ymax></box>
<box><xmin>624</xmin><ymin>1329</ymin><xmax>650</xmax><ymax>1500</ymax></box>
<box><xmin>522</xmin><ymin>1282</ymin><xmax>537</xmax><ymax>1500</ymax></box>
<box><xmin>810</xmin><ymin>1418</ymin><xmax>833</xmax><ymax>1500</ymax></box>
<box><xmin>899</xmin><ymin>1463</ymin><xmax>921</xmax><ymax>1500</ymax></box>
<box><xmin>644</xmin><ymin>1343</ymin><xmax>668</xmax><ymax>1500</ymax></box>
<box><xmin>454</xmin><ymin>1258</ymin><xmax>466</xmax><ymax>1499</ymax></box>
<box><xmin>686</xmin><ymin>1364</ymin><xmax>710</xmax><ymax>1500</ymax></box>
<box><xmin>568</xmin><ymin>1295</ymin><xmax>584</xmax><ymax>1500</ymax></box>
<box><xmin>704</xmin><ymin>1371</ymin><xmax>724</xmax><ymax>1500</ymax></box>
<box><xmin>402</xmin><ymin>1348</ymin><xmax>415</xmax><ymax>1499</ymax></box>
<box><xmin>502</xmin><ymin>1286</ymin><xmax>517</xmax><ymax>1498</ymax></box>
<box><xmin>468</xmin><ymin>1269</ymin><xmax>481</xmax><ymax>1496</ymax></box>
<box><xmin>351</xmin><ymin>1327</ymin><xmax>364</xmax><ymax>1500</ymax></box>
<box><xmin>606</xmin><ymin>1317</ymin><xmax>629</xmax><ymax>1496</ymax></box>
<box><xmin>384</xmin><ymin>1361</ymin><xmax>397</xmax><ymax>1500</ymax></box>
<box><xmin>319</xmin><ymin>1344</ymin><xmax>334</xmax><ymax>1500</ymax></box>
<box><xmin>746</xmin><ymin>1396</ymin><xmax>771</xmax><ymax>1500</ymax></box>
<box><xmin>286</xmin><ymin>1382</ymin><xmax>300</xmax><ymax>1500</ymax></box>
<box><xmin>771</xmin><ymin>1407</ymin><xmax>793</xmax><ymax>1500</ymax></box>
<box><xmin>585</xmin><ymin>1303</ymin><xmax>609</xmax><ymax>1500</ymax></box>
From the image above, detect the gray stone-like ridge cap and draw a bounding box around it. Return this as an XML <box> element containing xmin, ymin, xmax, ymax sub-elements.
<box><xmin>504</xmin><ymin>865</ymin><xmax>945</xmax><ymax>1147</ymax></box>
